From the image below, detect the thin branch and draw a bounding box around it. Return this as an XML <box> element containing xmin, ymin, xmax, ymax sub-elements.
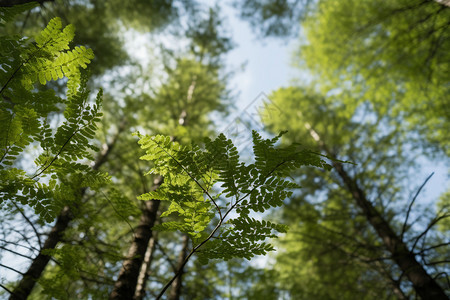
<box><xmin>154</xmin><ymin>240</ymin><xmax>177</xmax><ymax>272</ymax></box>
<box><xmin>433</xmin><ymin>272</ymin><xmax>450</xmax><ymax>288</ymax></box>
<box><xmin>10</xmin><ymin>228</ymin><xmax>40</xmax><ymax>253</ymax></box>
<box><xmin>415</xmin><ymin>241</ymin><xmax>450</xmax><ymax>254</ymax></box>
<box><xmin>0</xmin><ymin>263</ymin><xmax>24</xmax><ymax>275</ymax></box>
<box><xmin>411</xmin><ymin>213</ymin><xmax>450</xmax><ymax>251</ymax></box>
<box><xmin>0</xmin><ymin>238</ymin><xmax>37</xmax><ymax>254</ymax></box>
<box><xmin>31</xmin><ymin>123</ymin><xmax>79</xmax><ymax>179</ymax></box>
<box><xmin>0</xmin><ymin>245</ymin><xmax>33</xmax><ymax>260</ymax></box>
<box><xmin>401</xmin><ymin>172</ymin><xmax>434</xmax><ymax>240</ymax></box>
<box><xmin>0</xmin><ymin>283</ymin><xmax>13</xmax><ymax>295</ymax></box>
<box><xmin>425</xmin><ymin>260</ymin><xmax>450</xmax><ymax>266</ymax></box>
<box><xmin>0</xmin><ymin>31</ymin><xmax>55</xmax><ymax>95</ymax></box>
<box><xmin>101</xmin><ymin>191</ymin><xmax>135</xmax><ymax>237</ymax></box>
<box><xmin>12</xmin><ymin>202</ymin><xmax>42</xmax><ymax>248</ymax></box>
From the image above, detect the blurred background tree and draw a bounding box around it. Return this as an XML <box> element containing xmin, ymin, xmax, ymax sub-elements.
<box><xmin>1</xmin><ymin>0</ymin><xmax>448</xmax><ymax>299</ymax></box>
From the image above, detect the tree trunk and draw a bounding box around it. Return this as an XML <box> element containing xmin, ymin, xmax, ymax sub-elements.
<box><xmin>9</xmin><ymin>206</ymin><xmax>72</xmax><ymax>300</ymax></box>
<box><xmin>332</xmin><ymin>162</ymin><xmax>447</xmax><ymax>300</ymax></box>
<box><xmin>168</xmin><ymin>234</ymin><xmax>189</xmax><ymax>300</ymax></box>
<box><xmin>9</xmin><ymin>123</ymin><xmax>125</xmax><ymax>300</ymax></box>
<box><xmin>109</xmin><ymin>177</ymin><xmax>162</xmax><ymax>300</ymax></box>
<box><xmin>302</xmin><ymin>121</ymin><xmax>447</xmax><ymax>299</ymax></box>
<box><xmin>111</xmin><ymin>102</ymin><xmax>193</xmax><ymax>300</ymax></box>
<box><xmin>133</xmin><ymin>231</ymin><xmax>158</xmax><ymax>300</ymax></box>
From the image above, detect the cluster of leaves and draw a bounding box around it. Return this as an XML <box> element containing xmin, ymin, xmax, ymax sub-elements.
<box><xmin>233</xmin><ymin>0</ymin><xmax>313</xmax><ymax>37</ymax></box>
<box><xmin>299</xmin><ymin>0</ymin><xmax>450</xmax><ymax>154</ymax></box>
<box><xmin>0</xmin><ymin>4</ymin><xmax>106</xmax><ymax>222</ymax></box>
<box><xmin>135</xmin><ymin>130</ymin><xmax>331</xmax><ymax>264</ymax></box>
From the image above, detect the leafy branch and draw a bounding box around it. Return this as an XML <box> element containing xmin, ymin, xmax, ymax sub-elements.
<box><xmin>0</xmin><ymin>8</ymin><xmax>105</xmax><ymax>223</ymax></box>
<box><xmin>134</xmin><ymin>130</ymin><xmax>332</xmax><ymax>299</ymax></box>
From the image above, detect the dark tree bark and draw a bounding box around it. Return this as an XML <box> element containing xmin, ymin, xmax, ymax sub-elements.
<box><xmin>168</xmin><ymin>234</ymin><xmax>189</xmax><ymax>300</ymax></box>
<box><xmin>133</xmin><ymin>233</ymin><xmax>158</xmax><ymax>300</ymax></box>
<box><xmin>109</xmin><ymin>178</ymin><xmax>162</xmax><ymax>300</ymax></box>
<box><xmin>111</xmin><ymin>101</ymin><xmax>193</xmax><ymax>300</ymax></box>
<box><xmin>9</xmin><ymin>206</ymin><xmax>72</xmax><ymax>300</ymax></box>
<box><xmin>303</xmin><ymin>120</ymin><xmax>447</xmax><ymax>299</ymax></box>
<box><xmin>332</xmin><ymin>162</ymin><xmax>447</xmax><ymax>300</ymax></box>
<box><xmin>9</xmin><ymin>122</ymin><xmax>126</xmax><ymax>300</ymax></box>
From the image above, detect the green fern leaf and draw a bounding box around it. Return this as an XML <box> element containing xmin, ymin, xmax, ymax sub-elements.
<box><xmin>135</xmin><ymin>130</ymin><xmax>332</xmax><ymax>264</ymax></box>
<box><xmin>0</xmin><ymin>3</ymin><xmax>38</xmax><ymax>26</ymax></box>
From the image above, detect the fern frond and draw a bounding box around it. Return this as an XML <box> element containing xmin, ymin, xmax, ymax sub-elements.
<box><xmin>136</xmin><ymin>130</ymin><xmax>331</xmax><ymax>263</ymax></box>
<box><xmin>0</xmin><ymin>3</ymin><xmax>38</xmax><ymax>27</ymax></box>
<box><xmin>21</xmin><ymin>18</ymin><xmax>94</xmax><ymax>95</ymax></box>
<box><xmin>0</xmin><ymin>13</ymin><xmax>105</xmax><ymax>222</ymax></box>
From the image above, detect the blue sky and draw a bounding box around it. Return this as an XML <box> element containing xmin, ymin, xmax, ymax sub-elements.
<box><xmin>222</xmin><ymin>3</ymin><xmax>297</xmax><ymax>111</ymax></box>
<box><xmin>1</xmin><ymin>0</ymin><xmax>447</xmax><ymax>289</ymax></box>
<box><xmin>102</xmin><ymin>0</ymin><xmax>450</xmax><ymax>236</ymax></box>
<box><xmin>221</xmin><ymin>2</ymin><xmax>447</xmax><ymax>205</ymax></box>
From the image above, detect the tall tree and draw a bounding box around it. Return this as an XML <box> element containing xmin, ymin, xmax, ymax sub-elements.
<box><xmin>168</xmin><ymin>234</ymin><xmax>189</xmax><ymax>300</ymax></box>
<box><xmin>0</xmin><ymin>5</ymin><xmax>111</xmax><ymax>298</ymax></box>
<box><xmin>1</xmin><ymin>0</ymin><xmax>198</xmax><ymax>77</ymax></box>
<box><xmin>0</xmin><ymin>1</ymin><xmax>225</xmax><ymax>293</ymax></box>
<box><xmin>261</xmin><ymin>87</ymin><xmax>449</xmax><ymax>299</ymax></box>
<box><xmin>99</xmin><ymin>7</ymin><xmax>233</xmax><ymax>299</ymax></box>
<box><xmin>297</xmin><ymin>0</ymin><xmax>450</xmax><ymax>154</ymax></box>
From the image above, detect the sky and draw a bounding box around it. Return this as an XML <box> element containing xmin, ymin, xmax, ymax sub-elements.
<box><xmin>2</xmin><ymin>0</ymin><xmax>448</xmax><ymax>288</ymax></box>
<box><xmin>218</xmin><ymin>2</ymin><xmax>448</xmax><ymax>205</ymax></box>
<box><xmin>229</xmin><ymin>2</ymin><xmax>449</xmax><ymax>201</ymax></box>
<box><xmin>199</xmin><ymin>1</ymin><xmax>449</xmax><ymax>271</ymax></box>
<box><xmin>221</xmin><ymin>3</ymin><xmax>298</xmax><ymax>112</ymax></box>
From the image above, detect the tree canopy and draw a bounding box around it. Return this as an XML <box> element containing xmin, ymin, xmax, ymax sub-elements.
<box><xmin>0</xmin><ymin>1</ymin><xmax>448</xmax><ymax>299</ymax></box>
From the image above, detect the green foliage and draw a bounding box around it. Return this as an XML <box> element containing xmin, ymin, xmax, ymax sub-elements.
<box><xmin>0</xmin><ymin>9</ymin><xmax>105</xmax><ymax>222</ymax></box>
<box><xmin>2</xmin><ymin>1</ymin><xmax>202</xmax><ymax>77</ymax></box>
<box><xmin>186</xmin><ymin>6</ymin><xmax>234</xmax><ymax>65</ymax></box>
<box><xmin>259</xmin><ymin>83</ymin><xmax>449</xmax><ymax>297</ymax></box>
<box><xmin>436</xmin><ymin>190</ymin><xmax>450</xmax><ymax>232</ymax></box>
<box><xmin>135</xmin><ymin>130</ymin><xmax>330</xmax><ymax>264</ymax></box>
<box><xmin>0</xmin><ymin>3</ymin><xmax>38</xmax><ymax>26</ymax></box>
<box><xmin>299</xmin><ymin>0</ymin><xmax>450</xmax><ymax>154</ymax></box>
<box><xmin>142</xmin><ymin>57</ymin><xmax>230</xmax><ymax>140</ymax></box>
<box><xmin>233</xmin><ymin>0</ymin><xmax>313</xmax><ymax>37</ymax></box>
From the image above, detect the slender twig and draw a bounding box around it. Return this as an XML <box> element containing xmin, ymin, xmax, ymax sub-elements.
<box><xmin>415</xmin><ymin>241</ymin><xmax>450</xmax><ymax>254</ymax></box>
<box><xmin>0</xmin><ymin>238</ymin><xmax>37</xmax><ymax>254</ymax></box>
<box><xmin>411</xmin><ymin>213</ymin><xmax>450</xmax><ymax>251</ymax></box>
<box><xmin>12</xmin><ymin>202</ymin><xmax>42</xmax><ymax>248</ymax></box>
<box><xmin>31</xmin><ymin>129</ymin><xmax>77</xmax><ymax>179</ymax></box>
<box><xmin>433</xmin><ymin>272</ymin><xmax>450</xmax><ymax>287</ymax></box>
<box><xmin>0</xmin><ymin>32</ymin><xmax>54</xmax><ymax>95</ymax></box>
<box><xmin>32</xmin><ymin>81</ymin><xmax>98</xmax><ymax>179</ymax></box>
<box><xmin>0</xmin><ymin>60</ymin><xmax>26</xmax><ymax>95</ymax></box>
<box><xmin>425</xmin><ymin>260</ymin><xmax>450</xmax><ymax>266</ymax></box>
<box><xmin>10</xmin><ymin>228</ymin><xmax>40</xmax><ymax>252</ymax></box>
<box><xmin>101</xmin><ymin>191</ymin><xmax>135</xmax><ymax>237</ymax></box>
<box><xmin>239</xmin><ymin>161</ymin><xmax>289</xmax><ymax>203</ymax></box>
<box><xmin>31</xmin><ymin>112</ymin><xmax>93</xmax><ymax>179</ymax></box>
<box><xmin>154</xmin><ymin>241</ymin><xmax>177</xmax><ymax>272</ymax></box>
<box><xmin>0</xmin><ymin>245</ymin><xmax>33</xmax><ymax>260</ymax></box>
<box><xmin>155</xmin><ymin>155</ymin><xmax>295</xmax><ymax>299</ymax></box>
<box><xmin>0</xmin><ymin>283</ymin><xmax>14</xmax><ymax>295</ymax></box>
<box><xmin>401</xmin><ymin>172</ymin><xmax>434</xmax><ymax>240</ymax></box>
<box><xmin>0</xmin><ymin>263</ymin><xmax>24</xmax><ymax>275</ymax></box>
